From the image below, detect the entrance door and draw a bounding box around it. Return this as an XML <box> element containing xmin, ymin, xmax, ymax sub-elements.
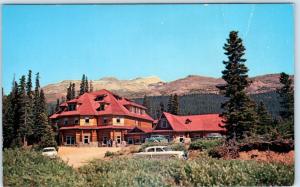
<box><xmin>83</xmin><ymin>135</ymin><xmax>90</xmax><ymax>144</ymax></box>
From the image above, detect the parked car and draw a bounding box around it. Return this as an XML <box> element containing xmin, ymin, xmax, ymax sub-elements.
<box><xmin>145</xmin><ymin>135</ymin><xmax>168</xmax><ymax>143</ymax></box>
<box><xmin>206</xmin><ymin>133</ymin><xmax>223</xmax><ymax>138</ymax></box>
<box><xmin>42</xmin><ymin>147</ymin><xmax>57</xmax><ymax>158</ymax></box>
<box><xmin>133</xmin><ymin>146</ymin><xmax>188</xmax><ymax>159</ymax></box>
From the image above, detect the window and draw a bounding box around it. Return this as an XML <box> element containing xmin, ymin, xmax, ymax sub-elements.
<box><xmin>83</xmin><ymin>136</ymin><xmax>90</xmax><ymax>144</ymax></box>
<box><xmin>95</xmin><ymin>95</ymin><xmax>106</xmax><ymax>101</ymax></box>
<box><xmin>103</xmin><ymin>117</ymin><xmax>108</xmax><ymax>124</ymax></box>
<box><xmin>97</xmin><ymin>104</ymin><xmax>105</xmax><ymax>111</ymax></box>
<box><xmin>161</xmin><ymin>120</ymin><xmax>167</xmax><ymax>128</ymax></box>
<box><xmin>156</xmin><ymin>148</ymin><xmax>164</xmax><ymax>152</ymax></box>
<box><xmin>116</xmin><ymin>117</ymin><xmax>121</xmax><ymax>123</ymax></box>
<box><xmin>64</xmin><ymin>118</ymin><xmax>68</xmax><ymax>125</ymax></box>
<box><xmin>74</xmin><ymin>118</ymin><xmax>79</xmax><ymax>125</ymax></box>
<box><xmin>147</xmin><ymin>148</ymin><xmax>155</xmax><ymax>152</ymax></box>
<box><xmin>68</xmin><ymin>104</ymin><xmax>76</xmax><ymax>111</ymax></box>
<box><xmin>135</xmin><ymin>120</ymin><xmax>138</xmax><ymax>126</ymax></box>
<box><xmin>179</xmin><ymin>136</ymin><xmax>184</xmax><ymax>143</ymax></box>
<box><xmin>66</xmin><ymin>136</ymin><xmax>75</xmax><ymax>145</ymax></box>
<box><xmin>116</xmin><ymin>136</ymin><xmax>121</xmax><ymax>144</ymax></box>
<box><xmin>85</xmin><ymin>117</ymin><xmax>90</xmax><ymax>124</ymax></box>
<box><xmin>128</xmin><ymin>138</ymin><xmax>133</xmax><ymax>144</ymax></box>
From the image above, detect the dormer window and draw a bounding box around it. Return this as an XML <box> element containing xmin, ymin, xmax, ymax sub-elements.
<box><xmin>95</xmin><ymin>94</ymin><xmax>106</xmax><ymax>101</ymax></box>
<box><xmin>161</xmin><ymin>120</ymin><xmax>167</xmax><ymax>128</ymax></box>
<box><xmin>185</xmin><ymin>119</ymin><xmax>192</xmax><ymax>124</ymax></box>
<box><xmin>68</xmin><ymin>104</ymin><xmax>76</xmax><ymax>111</ymax></box>
<box><xmin>97</xmin><ymin>104</ymin><xmax>106</xmax><ymax>111</ymax></box>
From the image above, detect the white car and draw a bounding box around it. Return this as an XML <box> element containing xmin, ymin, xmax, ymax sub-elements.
<box><xmin>133</xmin><ymin>146</ymin><xmax>188</xmax><ymax>159</ymax></box>
<box><xmin>42</xmin><ymin>147</ymin><xmax>58</xmax><ymax>158</ymax></box>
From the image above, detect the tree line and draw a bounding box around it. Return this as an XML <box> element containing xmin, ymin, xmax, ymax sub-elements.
<box><xmin>3</xmin><ymin>71</ymin><xmax>56</xmax><ymax>149</ymax></box>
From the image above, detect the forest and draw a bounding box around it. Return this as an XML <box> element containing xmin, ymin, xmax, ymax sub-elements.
<box><xmin>133</xmin><ymin>91</ymin><xmax>281</xmax><ymax>120</ymax></box>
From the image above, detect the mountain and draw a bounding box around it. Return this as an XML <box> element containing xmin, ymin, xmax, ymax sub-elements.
<box><xmin>43</xmin><ymin>73</ymin><xmax>293</xmax><ymax>103</ymax></box>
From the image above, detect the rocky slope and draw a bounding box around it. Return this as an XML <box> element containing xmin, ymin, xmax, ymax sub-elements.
<box><xmin>43</xmin><ymin>74</ymin><xmax>293</xmax><ymax>103</ymax></box>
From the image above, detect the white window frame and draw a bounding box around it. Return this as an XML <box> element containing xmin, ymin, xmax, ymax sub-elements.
<box><xmin>83</xmin><ymin>135</ymin><xmax>90</xmax><ymax>144</ymax></box>
<box><xmin>116</xmin><ymin>117</ymin><xmax>121</xmax><ymax>124</ymax></box>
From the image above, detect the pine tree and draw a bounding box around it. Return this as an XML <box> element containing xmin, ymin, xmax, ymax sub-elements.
<box><xmin>277</xmin><ymin>72</ymin><xmax>294</xmax><ymax>139</ymax></box>
<box><xmin>71</xmin><ymin>83</ymin><xmax>76</xmax><ymax>99</ymax></box>
<box><xmin>160</xmin><ymin>102</ymin><xmax>165</xmax><ymax>113</ymax></box>
<box><xmin>33</xmin><ymin>73</ymin><xmax>42</xmax><ymax>143</ymax></box>
<box><xmin>89</xmin><ymin>80</ymin><xmax>94</xmax><ymax>92</ymax></box>
<box><xmin>79</xmin><ymin>74</ymin><xmax>86</xmax><ymax>96</ymax></box>
<box><xmin>55</xmin><ymin>98</ymin><xmax>60</xmax><ymax>112</ymax></box>
<box><xmin>277</xmin><ymin>72</ymin><xmax>294</xmax><ymax>120</ymax></box>
<box><xmin>167</xmin><ymin>95</ymin><xmax>173</xmax><ymax>113</ymax></box>
<box><xmin>3</xmin><ymin>93</ymin><xmax>15</xmax><ymax>148</ymax></box>
<box><xmin>143</xmin><ymin>95</ymin><xmax>151</xmax><ymax>114</ymax></box>
<box><xmin>85</xmin><ymin>76</ymin><xmax>89</xmax><ymax>93</ymax></box>
<box><xmin>255</xmin><ymin>101</ymin><xmax>273</xmax><ymax>135</ymax></box>
<box><xmin>38</xmin><ymin>113</ymin><xmax>57</xmax><ymax>149</ymax></box>
<box><xmin>171</xmin><ymin>94</ymin><xmax>179</xmax><ymax>115</ymax></box>
<box><xmin>218</xmin><ymin>31</ymin><xmax>257</xmax><ymax>141</ymax></box>
<box><xmin>66</xmin><ymin>82</ymin><xmax>72</xmax><ymax>101</ymax></box>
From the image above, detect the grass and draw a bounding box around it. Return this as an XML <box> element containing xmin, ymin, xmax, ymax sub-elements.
<box><xmin>4</xmin><ymin>148</ymin><xmax>294</xmax><ymax>187</ymax></box>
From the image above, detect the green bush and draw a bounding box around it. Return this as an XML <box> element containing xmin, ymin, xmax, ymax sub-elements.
<box><xmin>104</xmin><ymin>151</ymin><xmax>115</xmax><ymax>157</ymax></box>
<box><xmin>189</xmin><ymin>139</ymin><xmax>222</xmax><ymax>150</ymax></box>
<box><xmin>3</xmin><ymin>148</ymin><xmax>84</xmax><ymax>187</ymax></box>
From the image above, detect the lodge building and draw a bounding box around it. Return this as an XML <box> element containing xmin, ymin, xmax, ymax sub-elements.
<box><xmin>49</xmin><ymin>89</ymin><xmax>226</xmax><ymax>146</ymax></box>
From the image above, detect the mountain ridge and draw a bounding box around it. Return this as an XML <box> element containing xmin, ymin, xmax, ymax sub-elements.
<box><xmin>43</xmin><ymin>73</ymin><xmax>294</xmax><ymax>103</ymax></box>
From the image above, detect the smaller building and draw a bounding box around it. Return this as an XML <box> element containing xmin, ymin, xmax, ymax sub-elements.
<box><xmin>149</xmin><ymin>112</ymin><xmax>226</xmax><ymax>143</ymax></box>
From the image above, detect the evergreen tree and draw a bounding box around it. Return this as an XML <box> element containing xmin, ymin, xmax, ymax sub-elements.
<box><xmin>277</xmin><ymin>72</ymin><xmax>294</xmax><ymax>139</ymax></box>
<box><xmin>160</xmin><ymin>102</ymin><xmax>165</xmax><ymax>113</ymax></box>
<box><xmin>218</xmin><ymin>31</ymin><xmax>257</xmax><ymax>141</ymax></box>
<box><xmin>71</xmin><ymin>83</ymin><xmax>76</xmax><ymax>99</ymax></box>
<box><xmin>143</xmin><ymin>95</ymin><xmax>151</xmax><ymax>114</ymax></box>
<box><xmin>66</xmin><ymin>82</ymin><xmax>72</xmax><ymax>101</ymax></box>
<box><xmin>167</xmin><ymin>95</ymin><xmax>173</xmax><ymax>113</ymax></box>
<box><xmin>89</xmin><ymin>80</ymin><xmax>94</xmax><ymax>92</ymax></box>
<box><xmin>55</xmin><ymin>98</ymin><xmax>60</xmax><ymax>112</ymax></box>
<box><xmin>277</xmin><ymin>72</ymin><xmax>294</xmax><ymax>120</ymax></box>
<box><xmin>3</xmin><ymin>93</ymin><xmax>15</xmax><ymax>148</ymax></box>
<box><xmin>171</xmin><ymin>94</ymin><xmax>179</xmax><ymax>115</ymax></box>
<box><xmin>38</xmin><ymin>113</ymin><xmax>57</xmax><ymax>149</ymax></box>
<box><xmin>33</xmin><ymin>73</ymin><xmax>42</xmax><ymax>143</ymax></box>
<box><xmin>26</xmin><ymin>70</ymin><xmax>32</xmax><ymax>96</ymax></box>
<box><xmin>85</xmin><ymin>76</ymin><xmax>89</xmax><ymax>93</ymax></box>
<box><xmin>79</xmin><ymin>74</ymin><xmax>86</xmax><ymax>96</ymax></box>
<box><xmin>255</xmin><ymin>101</ymin><xmax>273</xmax><ymax>135</ymax></box>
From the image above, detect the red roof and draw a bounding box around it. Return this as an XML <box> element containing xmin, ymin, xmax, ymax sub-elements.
<box><xmin>50</xmin><ymin>89</ymin><xmax>153</xmax><ymax>121</ymax></box>
<box><xmin>128</xmin><ymin>126</ymin><xmax>153</xmax><ymax>134</ymax></box>
<box><xmin>153</xmin><ymin>112</ymin><xmax>225</xmax><ymax>132</ymax></box>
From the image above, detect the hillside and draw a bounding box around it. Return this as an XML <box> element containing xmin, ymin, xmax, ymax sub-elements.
<box><xmin>43</xmin><ymin>73</ymin><xmax>292</xmax><ymax>103</ymax></box>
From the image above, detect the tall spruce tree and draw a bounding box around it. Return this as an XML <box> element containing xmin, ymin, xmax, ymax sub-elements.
<box><xmin>66</xmin><ymin>82</ymin><xmax>72</xmax><ymax>101</ymax></box>
<box><xmin>85</xmin><ymin>76</ymin><xmax>89</xmax><ymax>93</ymax></box>
<box><xmin>277</xmin><ymin>72</ymin><xmax>294</xmax><ymax>120</ymax></box>
<box><xmin>171</xmin><ymin>94</ymin><xmax>179</xmax><ymax>115</ymax></box>
<box><xmin>218</xmin><ymin>31</ymin><xmax>257</xmax><ymax>141</ymax></box>
<box><xmin>26</xmin><ymin>70</ymin><xmax>34</xmax><ymax>144</ymax></box>
<box><xmin>167</xmin><ymin>95</ymin><xmax>173</xmax><ymax>113</ymax></box>
<box><xmin>71</xmin><ymin>83</ymin><xmax>76</xmax><ymax>99</ymax></box>
<box><xmin>3</xmin><ymin>92</ymin><xmax>15</xmax><ymax>148</ymax></box>
<box><xmin>33</xmin><ymin>72</ymin><xmax>42</xmax><ymax>143</ymax></box>
<box><xmin>79</xmin><ymin>74</ymin><xmax>86</xmax><ymax>96</ymax></box>
<box><xmin>55</xmin><ymin>98</ymin><xmax>60</xmax><ymax>112</ymax></box>
<box><xmin>277</xmin><ymin>72</ymin><xmax>294</xmax><ymax>139</ymax></box>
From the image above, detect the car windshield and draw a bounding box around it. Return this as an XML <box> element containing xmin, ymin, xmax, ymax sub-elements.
<box><xmin>43</xmin><ymin>148</ymin><xmax>55</xmax><ymax>152</ymax></box>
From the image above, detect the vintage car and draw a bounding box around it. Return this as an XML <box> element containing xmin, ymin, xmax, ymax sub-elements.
<box><xmin>42</xmin><ymin>147</ymin><xmax>58</xmax><ymax>158</ymax></box>
<box><xmin>133</xmin><ymin>146</ymin><xmax>188</xmax><ymax>159</ymax></box>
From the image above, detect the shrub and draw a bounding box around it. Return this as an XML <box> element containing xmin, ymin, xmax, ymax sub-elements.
<box><xmin>104</xmin><ymin>151</ymin><xmax>115</xmax><ymax>157</ymax></box>
<box><xmin>189</xmin><ymin>139</ymin><xmax>222</xmax><ymax>150</ymax></box>
<box><xmin>3</xmin><ymin>148</ymin><xmax>84</xmax><ymax>187</ymax></box>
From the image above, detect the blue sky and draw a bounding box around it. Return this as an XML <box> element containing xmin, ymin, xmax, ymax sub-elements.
<box><xmin>2</xmin><ymin>4</ymin><xmax>294</xmax><ymax>92</ymax></box>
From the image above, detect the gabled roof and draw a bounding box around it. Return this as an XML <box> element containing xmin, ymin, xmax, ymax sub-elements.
<box><xmin>50</xmin><ymin>89</ymin><xmax>153</xmax><ymax>121</ymax></box>
<box><xmin>128</xmin><ymin>126</ymin><xmax>153</xmax><ymax>134</ymax></box>
<box><xmin>154</xmin><ymin>112</ymin><xmax>225</xmax><ymax>132</ymax></box>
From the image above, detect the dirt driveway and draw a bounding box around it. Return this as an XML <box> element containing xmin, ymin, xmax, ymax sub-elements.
<box><xmin>58</xmin><ymin>146</ymin><xmax>122</xmax><ymax>168</ymax></box>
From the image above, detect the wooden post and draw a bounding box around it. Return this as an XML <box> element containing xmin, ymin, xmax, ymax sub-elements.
<box><xmin>61</xmin><ymin>133</ymin><xmax>64</xmax><ymax>145</ymax></box>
